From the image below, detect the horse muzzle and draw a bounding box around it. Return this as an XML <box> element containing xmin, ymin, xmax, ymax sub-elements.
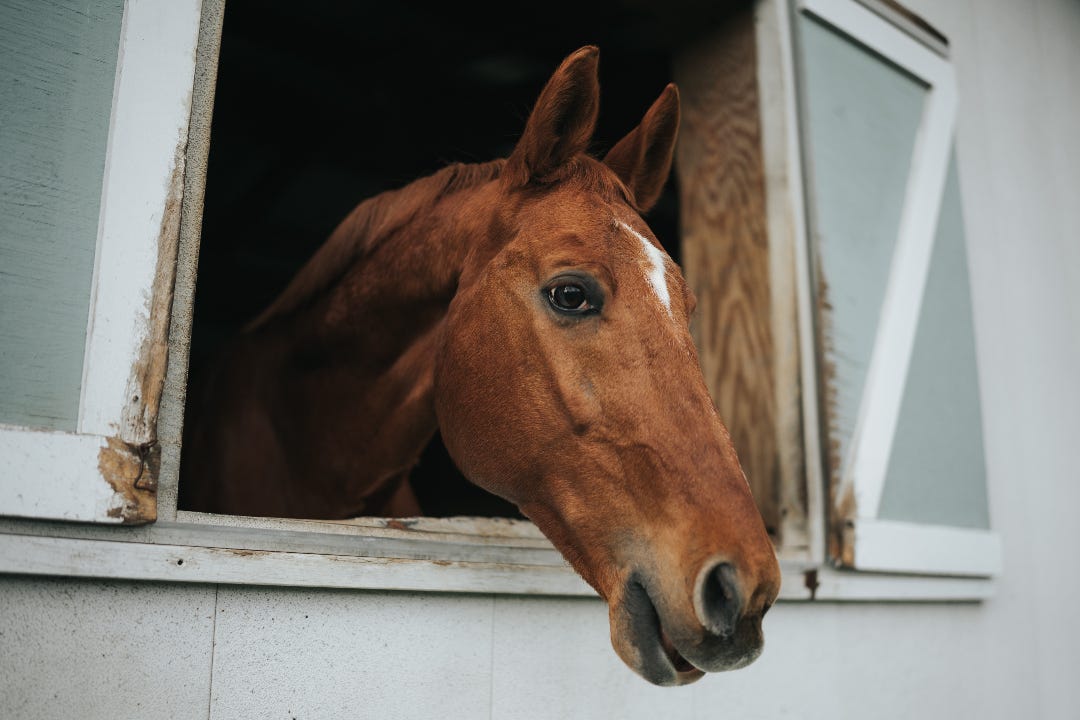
<box><xmin>608</xmin><ymin>559</ymin><xmax>770</xmax><ymax>686</ymax></box>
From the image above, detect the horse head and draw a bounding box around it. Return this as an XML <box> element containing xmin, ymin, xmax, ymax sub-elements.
<box><xmin>434</xmin><ymin>47</ymin><xmax>781</xmax><ymax>686</ymax></box>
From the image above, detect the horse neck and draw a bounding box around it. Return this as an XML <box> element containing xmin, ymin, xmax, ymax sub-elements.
<box><xmin>284</xmin><ymin>186</ymin><xmax>493</xmax><ymax>373</ymax></box>
<box><xmin>237</xmin><ymin>176</ymin><xmax>500</xmax><ymax>508</ymax></box>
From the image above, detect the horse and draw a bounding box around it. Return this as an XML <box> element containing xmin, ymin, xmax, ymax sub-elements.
<box><xmin>179</xmin><ymin>46</ymin><xmax>780</xmax><ymax>686</ymax></box>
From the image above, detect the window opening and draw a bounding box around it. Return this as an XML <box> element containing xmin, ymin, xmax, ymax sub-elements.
<box><xmin>181</xmin><ymin>0</ymin><xmax>697</xmax><ymax>519</ymax></box>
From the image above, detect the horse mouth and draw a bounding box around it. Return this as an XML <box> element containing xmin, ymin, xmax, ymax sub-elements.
<box><xmin>659</xmin><ymin>626</ymin><xmax>701</xmax><ymax>677</ymax></box>
<box><xmin>620</xmin><ymin>579</ymin><xmax>706</xmax><ymax>686</ymax></box>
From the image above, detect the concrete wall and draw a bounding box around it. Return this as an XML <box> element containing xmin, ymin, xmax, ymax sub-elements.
<box><xmin>1</xmin><ymin>0</ymin><xmax>1078</xmax><ymax>718</ymax></box>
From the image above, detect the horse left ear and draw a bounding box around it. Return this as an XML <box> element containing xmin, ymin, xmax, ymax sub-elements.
<box><xmin>505</xmin><ymin>46</ymin><xmax>601</xmax><ymax>186</ymax></box>
<box><xmin>603</xmin><ymin>83</ymin><xmax>680</xmax><ymax>212</ymax></box>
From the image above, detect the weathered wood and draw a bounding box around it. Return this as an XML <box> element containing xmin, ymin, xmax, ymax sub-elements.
<box><xmin>0</xmin><ymin>427</ymin><xmax>155</xmax><ymax>524</ymax></box>
<box><xmin>79</xmin><ymin>0</ymin><xmax>203</xmax><ymax>445</ymax></box>
<box><xmin>0</xmin><ymin>0</ymin><xmax>202</xmax><ymax>526</ymax></box>
<box><xmin>674</xmin><ymin>6</ymin><xmax>781</xmax><ymax>536</ymax></box>
<box><xmin>755</xmin><ymin>0</ymin><xmax>822</xmax><ymax>559</ymax></box>
<box><xmin>0</xmin><ymin>533</ymin><xmax>595</xmax><ymax>596</ymax></box>
<box><xmin>157</xmin><ymin>0</ymin><xmax>227</xmax><ymax>521</ymax></box>
<box><xmin>0</xmin><ymin>528</ymin><xmax>823</xmax><ymax>599</ymax></box>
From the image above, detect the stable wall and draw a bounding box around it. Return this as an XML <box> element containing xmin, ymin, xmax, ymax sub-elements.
<box><xmin>2</xmin><ymin>0</ymin><xmax>1078</xmax><ymax>717</ymax></box>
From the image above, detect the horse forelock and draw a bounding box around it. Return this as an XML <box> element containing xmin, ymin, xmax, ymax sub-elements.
<box><xmin>248</xmin><ymin>158</ymin><xmax>507</xmax><ymax>330</ymax></box>
<box><xmin>513</xmin><ymin>154</ymin><xmax>635</xmax><ymax>208</ymax></box>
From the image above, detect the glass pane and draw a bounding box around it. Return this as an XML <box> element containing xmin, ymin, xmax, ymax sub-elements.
<box><xmin>878</xmin><ymin>154</ymin><xmax>990</xmax><ymax>529</ymax></box>
<box><xmin>0</xmin><ymin>0</ymin><xmax>124</xmax><ymax>430</ymax></box>
<box><xmin>797</xmin><ymin>14</ymin><xmax>927</xmax><ymax>472</ymax></box>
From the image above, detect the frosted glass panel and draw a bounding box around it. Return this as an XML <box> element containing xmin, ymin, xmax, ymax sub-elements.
<box><xmin>878</xmin><ymin>155</ymin><xmax>989</xmax><ymax>529</ymax></box>
<box><xmin>0</xmin><ymin>0</ymin><xmax>124</xmax><ymax>430</ymax></box>
<box><xmin>798</xmin><ymin>14</ymin><xmax>927</xmax><ymax>471</ymax></box>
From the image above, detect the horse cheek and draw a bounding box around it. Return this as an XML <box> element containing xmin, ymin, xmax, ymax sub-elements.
<box><xmin>434</xmin><ymin>288</ymin><xmax>533</xmax><ymax>504</ymax></box>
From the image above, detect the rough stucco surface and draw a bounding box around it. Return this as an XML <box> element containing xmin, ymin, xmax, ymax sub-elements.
<box><xmin>490</xmin><ymin>595</ymin><xmax>695</xmax><ymax>718</ymax></box>
<box><xmin>207</xmin><ymin>587</ymin><xmax>494</xmax><ymax>719</ymax></box>
<box><xmin>0</xmin><ymin>578</ymin><xmax>1008</xmax><ymax>720</ymax></box>
<box><xmin>0</xmin><ymin>576</ymin><xmax>216</xmax><ymax>720</ymax></box>
<box><xmin>903</xmin><ymin>0</ymin><xmax>1080</xmax><ymax>714</ymax></box>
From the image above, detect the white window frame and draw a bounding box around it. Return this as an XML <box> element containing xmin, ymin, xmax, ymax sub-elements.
<box><xmin>792</xmin><ymin>0</ymin><xmax>1002</xmax><ymax>576</ymax></box>
<box><xmin>0</xmin><ymin>0</ymin><xmax>997</xmax><ymax>602</ymax></box>
<box><xmin>0</xmin><ymin>0</ymin><xmax>202</xmax><ymax>524</ymax></box>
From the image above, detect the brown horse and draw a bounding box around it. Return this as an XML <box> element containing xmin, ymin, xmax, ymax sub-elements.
<box><xmin>180</xmin><ymin>46</ymin><xmax>780</xmax><ymax>686</ymax></box>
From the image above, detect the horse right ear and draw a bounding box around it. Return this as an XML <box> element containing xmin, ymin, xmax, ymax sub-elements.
<box><xmin>602</xmin><ymin>83</ymin><xmax>680</xmax><ymax>212</ymax></box>
<box><xmin>504</xmin><ymin>46</ymin><xmax>601</xmax><ymax>186</ymax></box>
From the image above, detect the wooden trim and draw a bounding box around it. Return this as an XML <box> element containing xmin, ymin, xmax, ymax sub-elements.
<box><xmin>799</xmin><ymin>0</ymin><xmax>959</xmax><ymax>520</ymax></box>
<box><xmin>0</xmin><ymin>528</ymin><xmax>992</xmax><ymax>601</ymax></box>
<box><xmin>0</xmin><ymin>532</ymin><xmax>594</xmax><ymax>596</ymax></box>
<box><xmin>850</xmin><ymin>519</ymin><xmax>1003</xmax><ymax>576</ymax></box>
<box><xmin>845</xmin><ymin>74</ymin><xmax>955</xmax><ymax>519</ymax></box>
<box><xmin>791</xmin><ymin>0</ymin><xmax>1001</xmax><ymax>579</ymax></box>
<box><xmin>1</xmin><ymin>517</ymin><xmax>562</xmax><ymax>567</ymax></box>
<box><xmin>850</xmin><ymin>0</ymin><xmax>949</xmax><ymax>57</ymax></box>
<box><xmin>0</xmin><ymin>0</ymin><xmax>201</xmax><ymax>525</ymax></box>
<box><xmin>78</xmin><ymin>0</ymin><xmax>203</xmax><ymax>445</ymax></box>
<box><xmin>176</xmin><ymin>510</ymin><xmax>553</xmax><ymax>545</ymax></box>
<box><xmin>754</xmin><ymin>0</ymin><xmax>827</xmax><ymax>563</ymax></box>
<box><xmin>674</xmin><ymin>3</ymin><xmax>783</xmax><ymax>539</ymax></box>
<box><xmin>800</xmin><ymin>0</ymin><xmax>950</xmax><ymax>85</ymax></box>
<box><xmin>813</xmin><ymin>565</ymin><xmax>995</xmax><ymax>600</ymax></box>
<box><xmin>156</xmin><ymin>0</ymin><xmax>226</xmax><ymax>522</ymax></box>
<box><xmin>0</xmin><ymin>427</ymin><xmax>153</xmax><ymax>524</ymax></box>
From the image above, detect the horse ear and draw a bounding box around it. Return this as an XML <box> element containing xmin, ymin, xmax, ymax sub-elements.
<box><xmin>603</xmin><ymin>83</ymin><xmax>680</xmax><ymax>212</ymax></box>
<box><xmin>504</xmin><ymin>46</ymin><xmax>600</xmax><ymax>186</ymax></box>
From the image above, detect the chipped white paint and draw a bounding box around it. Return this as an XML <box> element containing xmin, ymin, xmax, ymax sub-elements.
<box><xmin>797</xmin><ymin>0</ymin><xmax>1003</xmax><ymax>579</ymax></box>
<box><xmin>801</xmin><ymin>0</ymin><xmax>959</xmax><ymax>526</ymax></box>
<box><xmin>850</xmin><ymin>518</ymin><xmax>1002</xmax><ymax>576</ymax></box>
<box><xmin>0</xmin><ymin>0</ymin><xmax>202</xmax><ymax>525</ymax></box>
<box><xmin>79</xmin><ymin>0</ymin><xmax>202</xmax><ymax>441</ymax></box>
<box><xmin>618</xmin><ymin>220</ymin><xmax>672</xmax><ymax>314</ymax></box>
<box><xmin>0</xmin><ymin>427</ymin><xmax>121</xmax><ymax>523</ymax></box>
<box><xmin>755</xmin><ymin>0</ymin><xmax>828</xmax><ymax>566</ymax></box>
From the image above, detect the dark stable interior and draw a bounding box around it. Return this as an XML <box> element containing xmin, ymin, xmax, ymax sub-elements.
<box><xmin>186</xmin><ymin>0</ymin><xmax>741</xmax><ymax>518</ymax></box>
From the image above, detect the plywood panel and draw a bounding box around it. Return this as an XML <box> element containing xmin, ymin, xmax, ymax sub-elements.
<box><xmin>674</xmin><ymin>5</ymin><xmax>780</xmax><ymax>534</ymax></box>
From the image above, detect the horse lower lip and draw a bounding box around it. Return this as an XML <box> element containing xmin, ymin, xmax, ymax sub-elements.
<box><xmin>660</xmin><ymin>626</ymin><xmax>698</xmax><ymax>674</ymax></box>
<box><xmin>623</xmin><ymin>578</ymin><xmax>704</xmax><ymax>681</ymax></box>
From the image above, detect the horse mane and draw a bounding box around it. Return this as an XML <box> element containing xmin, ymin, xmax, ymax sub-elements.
<box><xmin>247</xmin><ymin>158</ymin><xmax>508</xmax><ymax>330</ymax></box>
<box><xmin>247</xmin><ymin>153</ymin><xmax>631</xmax><ymax>330</ymax></box>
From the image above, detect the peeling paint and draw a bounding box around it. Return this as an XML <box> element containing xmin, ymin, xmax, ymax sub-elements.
<box><xmin>833</xmin><ymin>488</ymin><xmax>857</xmax><ymax>568</ymax></box>
<box><xmin>814</xmin><ymin>258</ymin><xmax>858</xmax><ymax>567</ymax></box>
<box><xmin>822</xmin><ymin>264</ymin><xmax>850</xmax><ymax>571</ymax></box>
<box><xmin>99</xmin><ymin>437</ymin><xmax>158</xmax><ymax>524</ymax></box>
<box><xmin>121</xmin><ymin>139</ymin><xmax>187</xmax><ymax>445</ymax></box>
<box><xmin>384</xmin><ymin>519</ymin><xmax>418</xmax><ymax>531</ymax></box>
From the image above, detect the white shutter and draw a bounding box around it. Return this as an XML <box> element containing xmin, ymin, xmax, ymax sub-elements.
<box><xmin>794</xmin><ymin>0</ymin><xmax>1002</xmax><ymax>576</ymax></box>
<box><xmin>0</xmin><ymin>0</ymin><xmax>202</xmax><ymax>524</ymax></box>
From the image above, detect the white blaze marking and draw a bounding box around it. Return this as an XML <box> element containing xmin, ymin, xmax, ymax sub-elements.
<box><xmin>618</xmin><ymin>220</ymin><xmax>672</xmax><ymax>315</ymax></box>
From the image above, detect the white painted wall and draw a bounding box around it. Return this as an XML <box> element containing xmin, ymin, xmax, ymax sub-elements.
<box><xmin>1</xmin><ymin>0</ymin><xmax>1077</xmax><ymax>718</ymax></box>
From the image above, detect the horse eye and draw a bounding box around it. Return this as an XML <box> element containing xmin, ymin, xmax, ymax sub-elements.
<box><xmin>548</xmin><ymin>283</ymin><xmax>590</xmax><ymax>313</ymax></box>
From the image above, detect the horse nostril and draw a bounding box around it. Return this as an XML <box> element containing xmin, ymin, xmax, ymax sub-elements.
<box><xmin>695</xmin><ymin>561</ymin><xmax>744</xmax><ymax>638</ymax></box>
